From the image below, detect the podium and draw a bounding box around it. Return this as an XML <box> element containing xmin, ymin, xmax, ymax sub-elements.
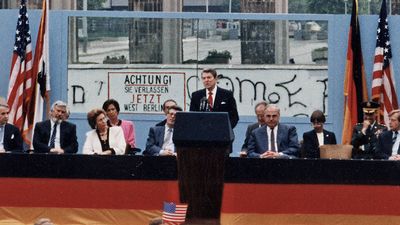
<box><xmin>173</xmin><ymin>112</ymin><xmax>234</xmax><ymax>224</ymax></box>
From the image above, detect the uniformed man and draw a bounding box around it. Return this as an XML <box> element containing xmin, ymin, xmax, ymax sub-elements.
<box><xmin>351</xmin><ymin>101</ymin><xmax>386</xmax><ymax>159</ymax></box>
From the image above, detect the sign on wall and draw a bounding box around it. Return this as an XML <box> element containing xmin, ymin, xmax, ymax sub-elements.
<box><xmin>108</xmin><ymin>72</ymin><xmax>186</xmax><ymax>113</ymax></box>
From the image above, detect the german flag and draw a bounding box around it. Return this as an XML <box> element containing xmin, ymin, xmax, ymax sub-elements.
<box><xmin>342</xmin><ymin>0</ymin><xmax>368</xmax><ymax>144</ymax></box>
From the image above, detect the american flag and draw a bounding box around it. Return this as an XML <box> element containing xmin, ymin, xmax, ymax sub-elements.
<box><xmin>371</xmin><ymin>0</ymin><xmax>398</xmax><ymax>126</ymax></box>
<box><xmin>7</xmin><ymin>0</ymin><xmax>33</xmax><ymax>136</ymax></box>
<box><xmin>162</xmin><ymin>202</ymin><xmax>188</xmax><ymax>225</ymax></box>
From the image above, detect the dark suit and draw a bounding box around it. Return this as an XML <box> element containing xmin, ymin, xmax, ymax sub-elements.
<box><xmin>375</xmin><ymin>130</ymin><xmax>396</xmax><ymax>159</ymax></box>
<box><xmin>3</xmin><ymin>124</ymin><xmax>23</xmax><ymax>152</ymax></box>
<box><xmin>33</xmin><ymin>120</ymin><xmax>78</xmax><ymax>153</ymax></box>
<box><xmin>241</xmin><ymin>122</ymin><xmax>261</xmax><ymax>152</ymax></box>
<box><xmin>351</xmin><ymin>122</ymin><xmax>386</xmax><ymax>159</ymax></box>
<box><xmin>190</xmin><ymin>87</ymin><xmax>239</xmax><ymax>128</ymax></box>
<box><xmin>144</xmin><ymin>126</ymin><xmax>166</xmax><ymax>156</ymax></box>
<box><xmin>302</xmin><ymin>129</ymin><xmax>336</xmax><ymax>158</ymax></box>
<box><xmin>247</xmin><ymin>124</ymin><xmax>299</xmax><ymax>158</ymax></box>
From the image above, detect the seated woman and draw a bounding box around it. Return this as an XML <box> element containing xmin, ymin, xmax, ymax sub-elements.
<box><xmin>302</xmin><ymin>110</ymin><xmax>337</xmax><ymax>158</ymax></box>
<box><xmin>102</xmin><ymin>99</ymin><xmax>137</xmax><ymax>154</ymax></box>
<box><xmin>83</xmin><ymin>108</ymin><xmax>126</xmax><ymax>155</ymax></box>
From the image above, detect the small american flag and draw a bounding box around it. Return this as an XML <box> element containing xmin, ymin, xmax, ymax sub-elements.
<box><xmin>371</xmin><ymin>0</ymin><xmax>399</xmax><ymax>125</ymax></box>
<box><xmin>162</xmin><ymin>202</ymin><xmax>188</xmax><ymax>225</ymax></box>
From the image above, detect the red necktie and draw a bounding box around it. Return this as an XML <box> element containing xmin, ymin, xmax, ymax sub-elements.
<box><xmin>208</xmin><ymin>91</ymin><xmax>213</xmax><ymax>111</ymax></box>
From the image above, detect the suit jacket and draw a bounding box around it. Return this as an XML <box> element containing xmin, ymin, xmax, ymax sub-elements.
<box><xmin>3</xmin><ymin>123</ymin><xmax>23</xmax><ymax>152</ymax></box>
<box><xmin>82</xmin><ymin>127</ymin><xmax>126</xmax><ymax>155</ymax></box>
<box><xmin>247</xmin><ymin>124</ymin><xmax>299</xmax><ymax>158</ymax></box>
<box><xmin>241</xmin><ymin>122</ymin><xmax>260</xmax><ymax>152</ymax></box>
<box><xmin>144</xmin><ymin>126</ymin><xmax>168</xmax><ymax>156</ymax></box>
<box><xmin>375</xmin><ymin>130</ymin><xmax>396</xmax><ymax>159</ymax></box>
<box><xmin>302</xmin><ymin>129</ymin><xmax>337</xmax><ymax>158</ymax></box>
<box><xmin>351</xmin><ymin>122</ymin><xmax>386</xmax><ymax>159</ymax></box>
<box><xmin>33</xmin><ymin>120</ymin><xmax>78</xmax><ymax>153</ymax></box>
<box><xmin>189</xmin><ymin>87</ymin><xmax>239</xmax><ymax>128</ymax></box>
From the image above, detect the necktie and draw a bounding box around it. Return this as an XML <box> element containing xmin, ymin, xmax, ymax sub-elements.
<box><xmin>393</xmin><ymin>131</ymin><xmax>398</xmax><ymax>145</ymax></box>
<box><xmin>0</xmin><ymin>126</ymin><xmax>4</xmax><ymax>146</ymax></box>
<box><xmin>162</xmin><ymin>128</ymin><xmax>173</xmax><ymax>150</ymax></box>
<box><xmin>270</xmin><ymin>127</ymin><xmax>276</xmax><ymax>151</ymax></box>
<box><xmin>208</xmin><ymin>91</ymin><xmax>213</xmax><ymax>111</ymax></box>
<box><xmin>49</xmin><ymin>122</ymin><xmax>58</xmax><ymax>148</ymax></box>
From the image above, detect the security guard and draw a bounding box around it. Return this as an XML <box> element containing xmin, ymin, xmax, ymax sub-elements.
<box><xmin>351</xmin><ymin>101</ymin><xmax>386</xmax><ymax>159</ymax></box>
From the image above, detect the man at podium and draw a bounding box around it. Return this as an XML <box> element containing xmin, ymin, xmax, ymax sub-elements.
<box><xmin>189</xmin><ymin>68</ymin><xmax>239</xmax><ymax>129</ymax></box>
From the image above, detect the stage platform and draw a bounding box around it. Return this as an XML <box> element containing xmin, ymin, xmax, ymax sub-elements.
<box><xmin>0</xmin><ymin>154</ymin><xmax>399</xmax><ymax>225</ymax></box>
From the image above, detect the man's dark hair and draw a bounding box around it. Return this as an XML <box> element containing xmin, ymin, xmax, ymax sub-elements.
<box><xmin>168</xmin><ymin>105</ymin><xmax>183</xmax><ymax>113</ymax></box>
<box><xmin>161</xmin><ymin>99</ymin><xmax>177</xmax><ymax>111</ymax></box>
<box><xmin>202</xmin><ymin>68</ymin><xmax>217</xmax><ymax>78</ymax></box>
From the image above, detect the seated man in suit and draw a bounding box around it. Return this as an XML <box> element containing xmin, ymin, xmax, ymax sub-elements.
<box><xmin>240</xmin><ymin>101</ymin><xmax>268</xmax><ymax>157</ymax></box>
<box><xmin>189</xmin><ymin>68</ymin><xmax>239</xmax><ymax>129</ymax></box>
<box><xmin>156</xmin><ymin>99</ymin><xmax>177</xmax><ymax>127</ymax></box>
<box><xmin>33</xmin><ymin>100</ymin><xmax>78</xmax><ymax>154</ymax></box>
<box><xmin>144</xmin><ymin>105</ymin><xmax>182</xmax><ymax>156</ymax></box>
<box><xmin>248</xmin><ymin>104</ymin><xmax>299</xmax><ymax>159</ymax></box>
<box><xmin>0</xmin><ymin>98</ymin><xmax>23</xmax><ymax>153</ymax></box>
<box><xmin>351</xmin><ymin>101</ymin><xmax>386</xmax><ymax>159</ymax></box>
<box><xmin>376</xmin><ymin>110</ymin><xmax>400</xmax><ymax>160</ymax></box>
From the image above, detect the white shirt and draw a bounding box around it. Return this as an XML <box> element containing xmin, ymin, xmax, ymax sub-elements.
<box><xmin>0</xmin><ymin>125</ymin><xmax>4</xmax><ymax>150</ymax></box>
<box><xmin>392</xmin><ymin>131</ymin><xmax>400</xmax><ymax>156</ymax></box>
<box><xmin>316</xmin><ymin>132</ymin><xmax>324</xmax><ymax>146</ymax></box>
<box><xmin>48</xmin><ymin>120</ymin><xmax>61</xmax><ymax>148</ymax></box>
<box><xmin>161</xmin><ymin>126</ymin><xmax>174</xmax><ymax>153</ymax></box>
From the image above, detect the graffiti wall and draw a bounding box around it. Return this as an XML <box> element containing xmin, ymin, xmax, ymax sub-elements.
<box><xmin>68</xmin><ymin>66</ymin><xmax>327</xmax><ymax>117</ymax></box>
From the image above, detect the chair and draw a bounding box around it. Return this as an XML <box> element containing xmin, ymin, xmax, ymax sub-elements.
<box><xmin>319</xmin><ymin>144</ymin><xmax>352</xmax><ymax>159</ymax></box>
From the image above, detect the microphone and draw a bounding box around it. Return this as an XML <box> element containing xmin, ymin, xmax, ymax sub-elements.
<box><xmin>200</xmin><ymin>97</ymin><xmax>208</xmax><ymax>111</ymax></box>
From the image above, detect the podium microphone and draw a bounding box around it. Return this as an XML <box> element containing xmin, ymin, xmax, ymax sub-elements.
<box><xmin>200</xmin><ymin>97</ymin><xmax>208</xmax><ymax>111</ymax></box>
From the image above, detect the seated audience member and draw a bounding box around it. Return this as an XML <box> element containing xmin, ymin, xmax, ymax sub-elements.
<box><xmin>156</xmin><ymin>99</ymin><xmax>177</xmax><ymax>126</ymax></box>
<box><xmin>33</xmin><ymin>100</ymin><xmax>78</xmax><ymax>154</ymax></box>
<box><xmin>248</xmin><ymin>104</ymin><xmax>299</xmax><ymax>159</ymax></box>
<box><xmin>102</xmin><ymin>99</ymin><xmax>137</xmax><ymax>153</ymax></box>
<box><xmin>148</xmin><ymin>217</ymin><xmax>163</xmax><ymax>225</ymax></box>
<box><xmin>0</xmin><ymin>98</ymin><xmax>23</xmax><ymax>153</ymax></box>
<box><xmin>302</xmin><ymin>110</ymin><xmax>337</xmax><ymax>158</ymax></box>
<box><xmin>83</xmin><ymin>108</ymin><xmax>126</xmax><ymax>155</ymax></box>
<box><xmin>351</xmin><ymin>101</ymin><xmax>386</xmax><ymax>159</ymax></box>
<box><xmin>376</xmin><ymin>110</ymin><xmax>400</xmax><ymax>160</ymax></box>
<box><xmin>240</xmin><ymin>101</ymin><xmax>268</xmax><ymax>157</ymax></box>
<box><xmin>144</xmin><ymin>105</ymin><xmax>182</xmax><ymax>156</ymax></box>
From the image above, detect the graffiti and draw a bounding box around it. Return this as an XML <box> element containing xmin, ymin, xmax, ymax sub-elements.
<box><xmin>95</xmin><ymin>80</ymin><xmax>104</xmax><ymax>96</ymax></box>
<box><xmin>236</xmin><ymin>78</ymin><xmax>266</xmax><ymax>102</ymax></box>
<box><xmin>317</xmin><ymin>78</ymin><xmax>328</xmax><ymax>114</ymax></box>
<box><xmin>71</xmin><ymin>85</ymin><xmax>85</xmax><ymax>104</ymax></box>
<box><xmin>185</xmin><ymin>71</ymin><xmax>327</xmax><ymax>117</ymax></box>
<box><xmin>275</xmin><ymin>74</ymin><xmax>306</xmax><ymax>108</ymax></box>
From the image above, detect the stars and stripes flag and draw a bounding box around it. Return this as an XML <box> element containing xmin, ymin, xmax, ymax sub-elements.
<box><xmin>26</xmin><ymin>0</ymin><xmax>50</xmax><ymax>146</ymax></box>
<box><xmin>7</xmin><ymin>0</ymin><xmax>33</xmax><ymax>141</ymax></box>
<box><xmin>162</xmin><ymin>202</ymin><xmax>188</xmax><ymax>225</ymax></box>
<box><xmin>342</xmin><ymin>0</ymin><xmax>368</xmax><ymax>144</ymax></box>
<box><xmin>371</xmin><ymin>0</ymin><xmax>398</xmax><ymax>126</ymax></box>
